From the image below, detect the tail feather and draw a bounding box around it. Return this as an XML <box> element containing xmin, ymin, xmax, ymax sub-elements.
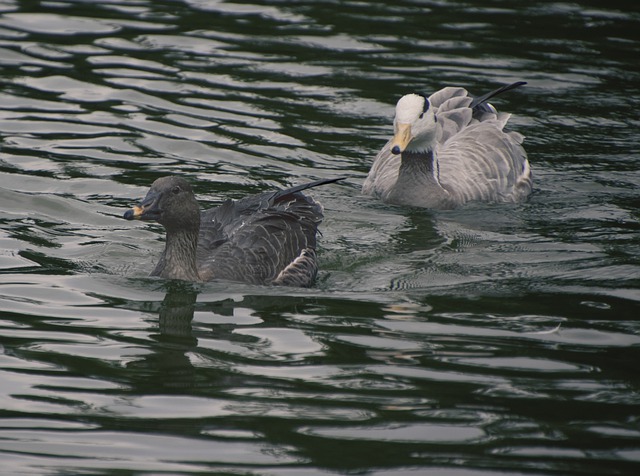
<box><xmin>271</xmin><ymin>176</ymin><xmax>346</xmax><ymax>202</ymax></box>
<box><xmin>470</xmin><ymin>81</ymin><xmax>526</xmax><ymax>110</ymax></box>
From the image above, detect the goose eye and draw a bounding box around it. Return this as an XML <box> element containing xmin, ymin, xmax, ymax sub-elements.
<box><xmin>172</xmin><ymin>186</ymin><xmax>181</xmax><ymax>195</ymax></box>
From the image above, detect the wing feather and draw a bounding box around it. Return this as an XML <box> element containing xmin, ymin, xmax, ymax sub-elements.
<box><xmin>436</xmin><ymin>117</ymin><xmax>530</xmax><ymax>203</ymax></box>
<box><xmin>196</xmin><ymin>190</ymin><xmax>325</xmax><ymax>286</ymax></box>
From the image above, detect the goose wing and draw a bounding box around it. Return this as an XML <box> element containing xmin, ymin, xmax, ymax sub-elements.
<box><xmin>196</xmin><ymin>178</ymin><xmax>342</xmax><ymax>286</ymax></box>
<box><xmin>435</xmin><ymin>114</ymin><xmax>531</xmax><ymax>203</ymax></box>
<box><xmin>432</xmin><ymin>87</ymin><xmax>531</xmax><ymax>203</ymax></box>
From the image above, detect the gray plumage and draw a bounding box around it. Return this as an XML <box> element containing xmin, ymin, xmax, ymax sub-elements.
<box><xmin>124</xmin><ymin>176</ymin><xmax>342</xmax><ymax>286</ymax></box>
<box><xmin>362</xmin><ymin>82</ymin><xmax>532</xmax><ymax>209</ymax></box>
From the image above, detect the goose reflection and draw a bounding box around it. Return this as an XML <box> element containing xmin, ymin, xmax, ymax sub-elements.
<box><xmin>146</xmin><ymin>281</ymin><xmax>199</xmax><ymax>391</ymax></box>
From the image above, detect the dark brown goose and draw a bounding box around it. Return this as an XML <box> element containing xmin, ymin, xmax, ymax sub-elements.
<box><xmin>123</xmin><ymin>176</ymin><xmax>342</xmax><ymax>286</ymax></box>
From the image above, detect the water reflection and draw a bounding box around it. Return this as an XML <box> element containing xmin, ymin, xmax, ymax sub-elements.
<box><xmin>157</xmin><ymin>281</ymin><xmax>198</xmax><ymax>341</ymax></box>
<box><xmin>140</xmin><ymin>282</ymin><xmax>199</xmax><ymax>391</ymax></box>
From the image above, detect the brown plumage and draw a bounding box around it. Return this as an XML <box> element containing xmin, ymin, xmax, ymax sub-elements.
<box><xmin>124</xmin><ymin>176</ymin><xmax>342</xmax><ymax>286</ymax></box>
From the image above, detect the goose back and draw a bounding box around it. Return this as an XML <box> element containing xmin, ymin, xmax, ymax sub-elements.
<box><xmin>195</xmin><ymin>179</ymin><xmax>334</xmax><ymax>286</ymax></box>
<box><xmin>434</xmin><ymin>101</ymin><xmax>531</xmax><ymax>204</ymax></box>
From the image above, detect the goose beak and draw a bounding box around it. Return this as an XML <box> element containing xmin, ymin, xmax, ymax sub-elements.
<box><xmin>123</xmin><ymin>205</ymin><xmax>144</xmax><ymax>220</ymax></box>
<box><xmin>390</xmin><ymin>123</ymin><xmax>412</xmax><ymax>155</ymax></box>
<box><xmin>123</xmin><ymin>191</ymin><xmax>161</xmax><ymax>221</ymax></box>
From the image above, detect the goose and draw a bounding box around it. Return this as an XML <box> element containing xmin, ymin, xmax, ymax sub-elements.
<box><xmin>362</xmin><ymin>81</ymin><xmax>532</xmax><ymax>209</ymax></box>
<box><xmin>123</xmin><ymin>176</ymin><xmax>342</xmax><ymax>286</ymax></box>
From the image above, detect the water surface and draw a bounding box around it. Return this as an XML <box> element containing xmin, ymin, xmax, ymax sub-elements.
<box><xmin>1</xmin><ymin>1</ymin><xmax>639</xmax><ymax>474</ymax></box>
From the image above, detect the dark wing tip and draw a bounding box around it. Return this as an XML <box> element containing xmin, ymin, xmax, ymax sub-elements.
<box><xmin>271</xmin><ymin>176</ymin><xmax>348</xmax><ymax>203</ymax></box>
<box><xmin>470</xmin><ymin>81</ymin><xmax>527</xmax><ymax>110</ymax></box>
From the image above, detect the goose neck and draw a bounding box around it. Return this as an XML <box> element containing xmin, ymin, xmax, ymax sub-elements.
<box><xmin>400</xmin><ymin>149</ymin><xmax>436</xmax><ymax>175</ymax></box>
<box><xmin>155</xmin><ymin>228</ymin><xmax>201</xmax><ymax>281</ymax></box>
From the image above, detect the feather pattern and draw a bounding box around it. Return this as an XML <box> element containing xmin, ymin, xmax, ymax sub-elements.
<box><xmin>124</xmin><ymin>176</ymin><xmax>342</xmax><ymax>286</ymax></box>
<box><xmin>363</xmin><ymin>82</ymin><xmax>532</xmax><ymax>209</ymax></box>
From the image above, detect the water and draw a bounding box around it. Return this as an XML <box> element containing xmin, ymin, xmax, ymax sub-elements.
<box><xmin>1</xmin><ymin>1</ymin><xmax>639</xmax><ymax>474</ymax></box>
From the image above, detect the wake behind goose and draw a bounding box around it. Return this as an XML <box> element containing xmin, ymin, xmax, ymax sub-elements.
<box><xmin>363</xmin><ymin>82</ymin><xmax>532</xmax><ymax>209</ymax></box>
<box><xmin>123</xmin><ymin>176</ymin><xmax>343</xmax><ymax>286</ymax></box>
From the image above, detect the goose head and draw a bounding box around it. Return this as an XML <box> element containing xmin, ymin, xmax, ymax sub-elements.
<box><xmin>390</xmin><ymin>93</ymin><xmax>437</xmax><ymax>155</ymax></box>
<box><xmin>124</xmin><ymin>176</ymin><xmax>200</xmax><ymax>233</ymax></box>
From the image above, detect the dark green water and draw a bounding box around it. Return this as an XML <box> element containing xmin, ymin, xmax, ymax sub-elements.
<box><xmin>1</xmin><ymin>1</ymin><xmax>639</xmax><ymax>474</ymax></box>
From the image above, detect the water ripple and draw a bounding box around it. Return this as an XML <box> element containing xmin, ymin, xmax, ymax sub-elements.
<box><xmin>1</xmin><ymin>1</ymin><xmax>639</xmax><ymax>474</ymax></box>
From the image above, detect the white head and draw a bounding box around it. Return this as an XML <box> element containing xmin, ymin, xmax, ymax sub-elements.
<box><xmin>390</xmin><ymin>93</ymin><xmax>437</xmax><ymax>155</ymax></box>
